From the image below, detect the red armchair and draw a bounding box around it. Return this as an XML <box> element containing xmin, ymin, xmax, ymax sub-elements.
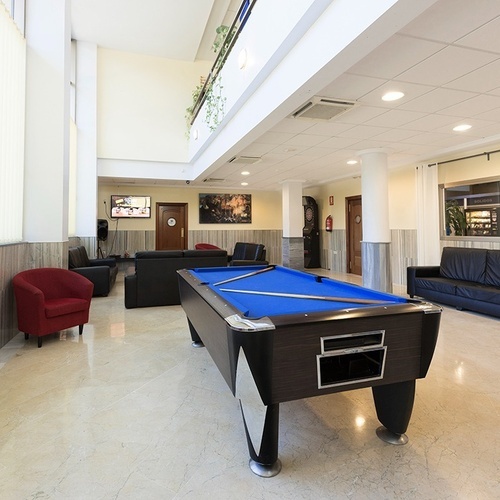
<box><xmin>13</xmin><ymin>268</ymin><xmax>94</xmax><ymax>348</ymax></box>
<box><xmin>195</xmin><ymin>243</ymin><xmax>222</xmax><ymax>250</ymax></box>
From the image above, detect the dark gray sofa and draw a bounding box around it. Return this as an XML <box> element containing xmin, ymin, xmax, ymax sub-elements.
<box><xmin>68</xmin><ymin>245</ymin><xmax>118</xmax><ymax>296</ymax></box>
<box><xmin>407</xmin><ymin>247</ymin><xmax>500</xmax><ymax>318</ymax></box>
<box><xmin>124</xmin><ymin>249</ymin><xmax>228</xmax><ymax>308</ymax></box>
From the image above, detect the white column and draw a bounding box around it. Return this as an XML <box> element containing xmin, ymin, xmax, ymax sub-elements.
<box><xmin>75</xmin><ymin>41</ymin><xmax>98</xmax><ymax>238</ymax></box>
<box><xmin>24</xmin><ymin>0</ymin><xmax>71</xmax><ymax>242</ymax></box>
<box><xmin>282</xmin><ymin>180</ymin><xmax>303</xmax><ymax>238</ymax></box>
<box><xmin>360</xmin><ymin>149</ymin><xmax>391</xmax><ymax>243</ymax></box>
<box><xmin>358</xmin><ymin>149</ymin><xmax>392</xmax><ymax>292</ymax></box>
<box><xmin>281</xmin><ymin>180</ymin><xmax>304</xmax><ymax>269</ymax></box>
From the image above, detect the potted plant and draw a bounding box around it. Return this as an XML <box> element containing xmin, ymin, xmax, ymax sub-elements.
<box><xmin>445</xmin><ymin>201</ymin><xmax>467</xmax><ymax>236</ymax></box>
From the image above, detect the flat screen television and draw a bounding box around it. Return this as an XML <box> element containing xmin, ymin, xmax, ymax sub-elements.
<box><xmin>110</xmin><ymin>195</ymin><xmax>151</xmax><ymax>218</ymax></box>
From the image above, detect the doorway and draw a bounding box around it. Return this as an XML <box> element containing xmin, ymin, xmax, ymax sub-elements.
<box><xmin>346</xmin><ymin>195</ymin><xmax>362</xmax><ymax>275</ymax></box>
<box><xmin>156</xmin><ymin>203</ymin><xmax>188</xmax><ymax>250</ymax></box>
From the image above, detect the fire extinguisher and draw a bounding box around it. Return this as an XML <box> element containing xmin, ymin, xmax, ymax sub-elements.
<box><xmin>325</xmin><ymin>215</ymin><xmax>333</xmax><ymax>232</ymax></box>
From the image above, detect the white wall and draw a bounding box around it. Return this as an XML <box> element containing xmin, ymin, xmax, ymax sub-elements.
<box><xmin>388</xmin><ymin>166</ymin><xmax>417</xmax><ymax>229</ymax></box>
<box><xmin>97</xmin><ymin>48</ymin><xmax>212</xmax><ymax>163</ymax></box>
<box><xmin>316</xmin><ymin>177</ymin><xmax>362</xmax><ymax>230</ymax></box>
<box><xmin>438</xmin><ymin>151</ymin><xmax>500</xmax><ymax>185</ymax></box>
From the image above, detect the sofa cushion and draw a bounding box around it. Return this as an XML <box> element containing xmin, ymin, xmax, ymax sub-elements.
<box><xmin>414</xmin><ymin>277</ymin><xmax>458</xmax><ymax>295</ymax></box>
<box><xmin>440</xmin><ymin>247</ymin><xmax>487</xmax><ymax>283</ymax></box>
<box><xmin>135</xmin><ymin>251</ymin><xmax>183</xmax><ymax>270</ymax></box>
<box><xmin>485</xmin><ymin>250</ymin><xmax>500</xmax><ymax>287</ymax></box>
<box><xmin>232</xmin><ymin>242</ymin><xmax>266</xmax><ymax>261</ymax></box>
<box><xmin>135</xmin><ymin>251</ymin><xmax>183</xmax><ymax>259</ymax></box>
<box><xmin>456</xmin><ymin>284</ymin><xmax>500</xmax><ymax>305</ymax></box>
<box><xmin>45</xmin><ymin>298</ymin><xmax>89</xmax><ymax>318</ymax></box>
<box><xmin>183</xmin><ymin>250</ymin><xmax>227</xmax><ymax>258</ymax></box>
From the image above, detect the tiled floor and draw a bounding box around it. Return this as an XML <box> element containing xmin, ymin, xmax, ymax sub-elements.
<box><xmin>0</xmin><ymin>270</ymin><xmax>498</xmax><ymax>499</ymax></box>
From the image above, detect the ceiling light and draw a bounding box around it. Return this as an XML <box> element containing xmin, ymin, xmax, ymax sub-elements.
<box><xmin>241</xmin><ymin>171</ymin><xmax>250</xmax><ymax>176</ymax></box>
<box><xmin>238</xmin><ymin>49</ymin><xmax>247</xmax><ymax>69</ymax></box>
<box><xmin>453</xmin><ymin>124</ymin><xmax>472</xmax><ymax>132</ymax></box>
<box><xmin>347</xmin><ymin>160</ymin><xmax>358</xmax><ymax>165</ymax></box>
<box><xmin>382</xmin><ymin>91</ymin><xmax>405</xmax><ymax>102</ymax></box>
<box><xmin>241</xmin><ymin>182</ymin><xmax>248</xmax><ymax>186</ymax></box>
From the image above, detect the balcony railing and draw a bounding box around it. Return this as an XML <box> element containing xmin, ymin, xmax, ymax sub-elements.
<box><xmin>189</xmin><ymin>0</ymin><xmax>256</xmax><ymax>127</ymax></box>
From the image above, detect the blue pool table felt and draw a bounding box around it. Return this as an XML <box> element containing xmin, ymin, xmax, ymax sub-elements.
<box><xmin>191</xmin><ymin>265</ymin><xmax>407</xmax><ymax>318</ymax></box>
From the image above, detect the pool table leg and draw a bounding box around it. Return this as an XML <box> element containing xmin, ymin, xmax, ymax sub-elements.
<box><xmin>187</xmin><ymin>319</ymin><xmax>204</xmax><ymax>347</ymax></box>
<box><xmin>240</xmin><ymin>401</ymin><xmax>282</xmax><ymax>477</ymax></box>
<box><xmin>372</xmin><ymin>380</ymin><xmax>415</xmax><ymax>445</ymax></box>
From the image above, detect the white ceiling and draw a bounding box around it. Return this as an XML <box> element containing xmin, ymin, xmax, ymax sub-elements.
<box><xmin>71</xmin><ymin>0</ymin><xmax>500</xmax><ymax>190</ymax></box>
<box><xmin>71</xmin><ymin>0</ymin><xmax>239</xmax><ymax>61</ymax></box>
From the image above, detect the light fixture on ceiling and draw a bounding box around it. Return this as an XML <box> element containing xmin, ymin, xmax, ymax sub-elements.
<box><xmin>382</xmin><ymin>91</ymin><xmax>405</xmax><ymax>102</ymax></box>
<box><xmin>241</xmin><ymin>182</ymin><xmax>248</xmax><ymax>186</ymax></box>
<box><xmin>453</xmin><ymin>124</ymin><xmax>472</xmax><ymax>132</ymax></box>
<box><xmin>347</xmin><ymin>160</ymin><xmax>358</xmax><ymax>165</ymax></box>
<box><xmin>238</xmin><ymin>48</ymin><xmax>247</xmax><ymax>69</ymax></box>
<box><xmin>241</xmin><ymin>171</ymin><xmax>250</xmax><ymax>176</ymax></box>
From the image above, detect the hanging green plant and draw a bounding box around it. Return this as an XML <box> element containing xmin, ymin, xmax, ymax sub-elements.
<box><xmin>203</xmin><ymin>74</ymin><xmax>226</xmax><ymax>132</ymax></box>
<box><xmin>186</xmin><ymin>74</ymin><xmax>226</xmax><ymax>137</ymax></box>
<box><xmin>184</xmin><ymin>83</ymin><xmax>203</xmax><ymax>135</ymax></box>
<box><xmin>185</xmin><ymin>23</ymin><xmax>234</xmax><ymax>138</ymax></box>
<box><xmin>212</xmin><ymin>25</ymin><xmax>230</xmax><ymax>53</ymax></box>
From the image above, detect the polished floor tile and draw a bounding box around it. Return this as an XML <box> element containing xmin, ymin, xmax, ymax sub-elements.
<box><xmin>0</xmin><ymin>271</ymin><xmax>498</xmax><ymax>499</ymax></box>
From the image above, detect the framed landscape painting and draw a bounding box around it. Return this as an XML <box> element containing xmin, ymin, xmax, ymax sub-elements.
<box><xmin>199</xmin><ymin>193</ymin><xmax>252</xmax><ymax>224</ymax></box>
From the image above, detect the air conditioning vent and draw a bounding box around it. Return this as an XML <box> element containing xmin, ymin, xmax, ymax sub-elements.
<box><xmin>203</xmin><ymin>177</ymin><xmax>226</xmax><ymax>183</ymax></box>
<box><xmin>291</xmin><ymin>97</ymin><xmax>357</xmax><ymax>120</ymax></box>
<box><xmin>228</xmin><ymin>156</ymin><xmax>262</xmax><ymax>164</ymax></box>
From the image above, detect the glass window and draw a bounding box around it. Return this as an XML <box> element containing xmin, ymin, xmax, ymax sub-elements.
<box><xmin>443</xmin><ymin>180</ymin><xmax>500</xmax><ymax>237</ymax></box>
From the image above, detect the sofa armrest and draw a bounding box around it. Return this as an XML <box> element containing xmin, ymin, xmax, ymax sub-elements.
<box><xmin>124</xmin><ymin>274</ymin><xmax>138</xmax><ymax>309</ymax></box>
<box><xmin>71</xmin><ymin>266</ymin><xmax>111</xmax><ymax>296</ymax></box>
<box><xmin>407</xmin><ymin>266</ymin><xmax>440</xmax><ymax>297</ymax></box>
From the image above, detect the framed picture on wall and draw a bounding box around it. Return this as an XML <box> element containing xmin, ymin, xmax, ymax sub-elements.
<box><xmin>199</xmin><ymin>193</ymin><xmax>252</xmax><ymax>223</ymax></box>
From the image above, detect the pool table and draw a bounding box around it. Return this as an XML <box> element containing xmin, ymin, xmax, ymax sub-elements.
<box><xmin>177</xmin><ymin>265</ymin><xmax>441</xmax><ymax>477</ymax></box>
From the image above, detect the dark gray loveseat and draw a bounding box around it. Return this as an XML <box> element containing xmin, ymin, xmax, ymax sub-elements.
<box><xmin>124</xmin><ymin>249</ymin><xmax>228</xmax><ymax>308</ymax></box>
<box><xmin>407</xmin><ymin>247</ymin><xmax>500</xmax><ymax>318</ymax></box>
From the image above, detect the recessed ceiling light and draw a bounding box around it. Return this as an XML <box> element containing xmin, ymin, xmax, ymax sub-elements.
<box><xmin>241</xmin><ymin>182</ymin><xmax>248</xmax><ymax>186</ymax></box>
<box><xmin>453</xmin><ymin>124</ymin><xmax>472</xmax><ymax>132</ymax></box>
<box><xmin>241</xmin><ymin>171</ymin><xmax>250</xmax><ymax>176</ymax></box>
<box><xmin>347</xmin><ymin>160</ymin><xmax>358</xmax><ymax>165</ymax></box>
<box><xmin>382</xmin><ymin>91</ymin><xmax>405</xmax><ymax>102</ymax></box>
